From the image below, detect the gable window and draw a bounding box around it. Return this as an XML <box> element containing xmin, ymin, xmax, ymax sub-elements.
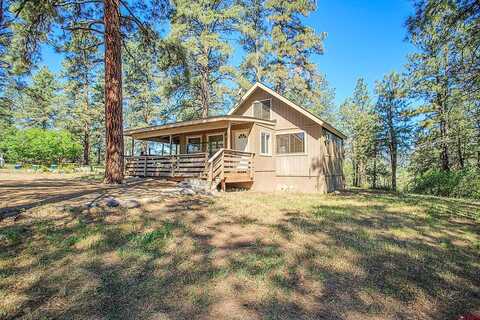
<box><xmin>276</xmin><ymin>132</ymin><xmax>305</xmax><ymax>154</ymax></box>
<box><xmin>253</xmin><ymin>99</ymin><xmax>271</xmax><ymax>120</ymax></box>
<box><xmin>260</xmin><ymin>131</ymin><xmax>271</xmax><ymax>155</ymax></box>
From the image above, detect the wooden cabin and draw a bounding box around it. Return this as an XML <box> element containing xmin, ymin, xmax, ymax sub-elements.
<box><xmin>124</xmin><ymin>82</ymin><xmax>346</xmax><ymax>193</ymax></box>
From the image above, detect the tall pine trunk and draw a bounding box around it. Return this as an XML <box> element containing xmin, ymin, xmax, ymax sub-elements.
<box><xmin>390</xmin><ymin>145</ymin><xmax>397</xmax><ymax>191</ymax></box>
<box><xmin>387</xmin><ymin>104</ymin><xmax>397</xmax><ymax>191</ymax></box>
<box><xmin>352</xmin><ymin>159</ymin><xmax>359</xmax><ymax>187</ymax></box>
<box><xmin>82</xmin><ymin>51</ymin><xmax>91</xmax><ymax>166</ymax></box>
<box><xmin>372</xmin><ymin>143</ymin><xmax>377</xmax><ymax>189</ymax></box>
<box><xmin>475</xmin><ymin>115</ymin><xmax>480</xmax><ymax>170</ymax></box>
<box><xmin>439</xmin><ymin>114</ymin><xmax>450</xmax><ymax>171</ymax></box>
<box><xmin>83</xmin><ymin>125</ymin><xmax>90</xmax><ymax>165</ymax></box>
<box><xmin>200</xmin><ymin>68</ymin><xmax>210</xmax><ymax>118</ymax></box>
<box><xmin>103</xmin><ymin>0</ymin><xmax>124</xmax><ymax>184</ymax></box>
<box><xmin>456</xmin><ymin>136</ymin><xmax>464</xmax><ymax>169</ymax></box>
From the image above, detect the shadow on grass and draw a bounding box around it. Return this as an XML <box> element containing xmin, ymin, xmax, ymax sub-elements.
<box><xmin>267</xmin><ymin>190</ymin><xmax>480</xmax><ymax>320</ymax></box>
<box><xmin>0</xmin><ymin>178</ymin><xmax>174</xmax><ymax>220</ymax></box>
<box><xmin>1</xmin><ymin>189</ymin><xmax>479</xmax><ymax>319</ymax></box>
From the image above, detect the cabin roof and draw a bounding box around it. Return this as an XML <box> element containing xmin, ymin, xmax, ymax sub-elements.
<box><xmin>229</xmin><ymin>82</ymin><xmax>346</xmax><ymax>139</ymax></box>
<box><xmin>124</xmin><ymin>82</ymin><xmax>346</xmax><ymax>140</ymax></box>
<box><xmin>124</xmin><ymin>115</ymin><xmax>275</xmax><ymax>140</ymax></box>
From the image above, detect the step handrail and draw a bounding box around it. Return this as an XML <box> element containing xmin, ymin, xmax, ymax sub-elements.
<box><xmin>207</xmin><ymin>148</ymin><xmax>225</xmax><ymax>163</ymax></box>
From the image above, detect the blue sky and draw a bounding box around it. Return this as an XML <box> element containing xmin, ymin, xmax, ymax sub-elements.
<box><xmin>311</xmin><ymin>0</ymin><xmax>415</xmax><ymax>104</ymax></box>
<box><xmin>40</xmin><ymin>0</ymin><xmax>415</xmax><ymax>106</ymax></box>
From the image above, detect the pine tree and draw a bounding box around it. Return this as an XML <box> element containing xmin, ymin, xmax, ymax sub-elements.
<box><xmin>406</xmin><ymin>0</ymin><xmax>474</xmax><ymax>172</ymax></box>
<box><xmin>123</xmin><ymin>37</ymin><xmax>165</xmax><ymax>128</ymax></box>
<box><xmin>339</xmin><ymin>78</ymin><xmax>379</xmax><ymax>188</ymax></box>
<box><xmin>0</xmin><ymin>77</ymin><xmax>19</xmax><ymax>140</ymax></box>
<box><xmin>407</xmin><ymin>0</ymin><xmax>480</xmax><ymax>175</ymax></box>
<box><xmin>19</xmin><ymin>66</ymin><xmax>60</xmax><ymax>129</ymax></box>
<box><xmin>408</xmin><ymin>0</ymin><xmax>479</xmax><ymax>95</ymax></box>
<box><xmin>61</xmin><ymin>30</ymin><xmax>102</xmax><ymax>165</ymax></box>
<box><xmin>237</xmin><ymin>0</ymin><xmax>328</xmax><ymax>113</ymax></box>
<box><xmin>168</xmin><ymin>0</ymin><xmax>240</xmax><ymax>119</ymax></box>
<box><xmin>90</xmin><ymin>72</ymin><xmax>106</xmax><ymax>165</ymax></box>
<box><xmin>5</xmin><ymin>0</ymin><xmax>169</xmax><ymax>183</ymax></box>
<box><xmin>237</xmin><ymin>0</ymin><xmax>269</xmax><ymax>88</ymax></box>
<box><xmin>466</xmin><ymin>98</ymin><xmax>480</xmax><ymax>169</ymax></box>
<box><xmin>266</xmin><ymin>0</ymin><xmax>325</xmax><ymax>96</ymax></box>
<box><xmin>374</xmin><ymin>72</ymin><xmax>411</xmax><ymax>191</ymax></box>
<box><xmin>0</xmin><ymin>0</ymin><xmax>11</xmax><ymax>88</ymax></box>
<box><xmin>299</xmin><ymin>73</ymin><xmax>337</xmax><ymax>125</ymax></box>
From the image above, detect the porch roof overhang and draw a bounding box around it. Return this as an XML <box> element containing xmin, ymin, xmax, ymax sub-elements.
<box><xmin>124</xmin><ymin>115</ymin><xmax>275</xmax><ymax>141</ymax></box>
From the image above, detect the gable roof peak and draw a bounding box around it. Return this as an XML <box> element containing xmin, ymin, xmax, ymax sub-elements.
<box><xmin>229</xmin><ymin>82</ymin><xmax>346</xmax><ymax>139</ymax></box>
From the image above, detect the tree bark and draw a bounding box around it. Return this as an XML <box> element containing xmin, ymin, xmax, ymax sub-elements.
<box><xmin>390</xmin><ymin>145</ymin><xmax>397</xmax><ymax>191</ymax></box>
<box><xmin>387</xmin><ymin>102</ymin><xmax>398</xmax><ymax>191</ymax></box>
<box><xmin>372</xmin><ymin>143</ymin><xmax>377</xmax><ymax>189</ymax></box>
<box><xmin>439</xmin><ymin>114</ymin><xmax>450</xmax><ymax>171</ymax></box>
<box><xmin>352</xmin><ymin>158</ymin><xmax>359</xmax><ymax>187</ymax></box>
<box><xmin>103</xmin><ymin>0</ymin><xmax>124</xmax><ymax>183</ymax></box>
<box><xmin>97</xmin><ymin>145</ymin><xmax>101</xmax><ymax>165</ymax></box>
<box><xmin>474</xmin><ymin>114</ymin><xmax>480</xmax><ymax>170</ymax></box>
<box><xmin>83</xmin><ymin>125</ymin><xmax>90</xmax><ymax>165</ymax></box>
<box><xmin>200</xmin><ymin>68</ymin><xmax>210</xmax><ymax>118</ymax></box>
<box><xmin>456</xmin><ymin>136</ymin><xmax>464</xmax><ymax>169</ymax></box>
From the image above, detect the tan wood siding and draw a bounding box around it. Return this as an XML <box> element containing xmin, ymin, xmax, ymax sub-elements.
<box><xmin>234</xmin><ymin>87</ymin><xmax>344</xmax><ymax>192</ymax></box>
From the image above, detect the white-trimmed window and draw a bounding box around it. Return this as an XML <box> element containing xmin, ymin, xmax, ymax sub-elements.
<box><xmin>260</xmin><ymin>131</ymin><xmax>271</xmax><ymax>155</ymax></box>
<box><xmin>276</xmin><ymin>131</ymin><xmax>306</xmax><ymax>154</ymax></box>
<box><xmin>253</xmin><ymin>99</ymin><xmax>271</xmax><ymax>120</ymax></box>
<box><xmin>186</xmin><ymin>135</ymin><xmax>202</xmax><ymax>153</ymax></box>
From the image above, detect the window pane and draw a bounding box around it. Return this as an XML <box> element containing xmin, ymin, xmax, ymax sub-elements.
<box><xmin>208</xmin><ymin>134</ymin><xmax>223</xmax><ymax>153</ymax></box>
<box><xmin>276</xmin><ymin>132</ymin><xmax>304</xmax><ymax>154</ymax></box>
<box><xmin>261</xmin><ymin>132</ymin><xmax>270</xmax><ymax>154</ymax></box>
<box><xmin>261</xmin><ymin>134</ymin><xmax>265</xmax><ymax>154</ymax></box>
<box><xmin>292</xmin><ymin>132</ymin><xmax>305</xmax><ymax>153</ymax></box>
<box><xmin>188</xmin><ymin>137</ymin><xmax>201</xmax><ymax>144</ymax></box>
<box><xmin>253</xmin><ymin>100</ymin><xmax>271</xmax><ymax>120</ymax></box>
<box><xmin>187</xmin><ymin>137</ymin><xmax>201</xmax><ymax>153</ymax></box>
<box><xmin>266</xmin><ymin>133</ymin><xmax>270</xmax><ymax>154</ymax></box>
<box><xmin>262</xmin><ymin>100</ymin><xmax>271</xmax><ymax>120</ymax></box>
<box><xmin>253</xmin><ymin>102</ymin><xmax>262</xmax><ymax>118</ymax></box>
<box><xmin>209</xmin><ymin>135</ymin><xmax>222</xmax><ymax>143</ymax></box>
<box><xmin>276</xmin><ymin>134</ymin><xmax>289</xmax><ymax>154</ymax></box>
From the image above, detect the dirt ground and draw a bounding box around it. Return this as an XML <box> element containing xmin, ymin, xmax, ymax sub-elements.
<box><xmin>1</xmin><ymin>171</ymin><xmax>479</xmax><ymax>320</ymax></box>
<box><xmin>0</xmin><ymin>170</ymin><xmax>178</xmax><ymax>218</ymax></box>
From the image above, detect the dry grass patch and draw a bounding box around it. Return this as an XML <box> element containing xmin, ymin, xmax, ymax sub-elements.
<box><xmin>1</xmin><ymin>183</ymin><xmax>479</xmax><ymax>319</ymax></box>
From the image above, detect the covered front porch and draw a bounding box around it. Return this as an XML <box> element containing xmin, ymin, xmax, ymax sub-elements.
<box><xmin>123</xmin><ymin>115</ymin><xmax>275</xmax><ymax>190</ymax></box>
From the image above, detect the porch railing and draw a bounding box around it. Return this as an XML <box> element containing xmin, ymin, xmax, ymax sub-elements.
<box><xmin>124</xmin><ymin>149</ymin><xmax>254</xmax><ymax>188</ymax></box>
<box><xmin>124</xmin><ymin>153</ymin><xmax>209</xmax><ymax>178</ymax></box>
<box><xmin>207</xmin><ymin>149</ymin><xmax>254</xmax><ymax>188</ymax></box>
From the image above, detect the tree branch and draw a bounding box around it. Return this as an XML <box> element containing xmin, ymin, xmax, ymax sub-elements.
<box><xmin>54</xmin><ymin>0</ymin><xmax>102</xmax><ymax>7</ymax></box>
<box><xmin>64</xmin><ymin>26</ymin><xmax>104</xmax><ymax>34</ymax></box>
<box><xmin>118</xmin><ymin>0</ymin><xmax>151</xmax><ymax>36</ymax></box>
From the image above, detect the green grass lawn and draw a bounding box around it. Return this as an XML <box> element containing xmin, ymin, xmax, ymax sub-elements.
<box><xmin>1</xmin><ymin>189</ymin><xmax>479</xmax><ymax>319</ymax></box>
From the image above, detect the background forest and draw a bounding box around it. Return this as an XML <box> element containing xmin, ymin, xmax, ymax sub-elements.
<box><xmin>0</xmin><ymin>0</ymin><xmax>479</xmax><ymax>198</ymax></box>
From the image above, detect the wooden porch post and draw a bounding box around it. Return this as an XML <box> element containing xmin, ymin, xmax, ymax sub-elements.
<box><xmin>131</xmin><ymin>137</ymin><xmax>135</xmax><ymax>156</ymax></box>
<box><xmin>169</xmin><ymin>135</ymin><xmax>173</xmax><ymax>155</ymax></box>
<box><xmin>227</xmin><ymin>121</ymin><xmax>231</xmax><ymax>149</ymax></box>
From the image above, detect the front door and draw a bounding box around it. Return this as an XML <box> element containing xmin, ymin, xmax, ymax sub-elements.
<box><xmin>233</xmin><ymin>130</ymin><xmax>249</xmax><ymax>152</ymax></box>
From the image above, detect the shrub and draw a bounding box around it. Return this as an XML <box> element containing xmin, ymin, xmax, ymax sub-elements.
<box><xmin>408</xmin><ymin>169</ymin><xmax>480</xmax><ymax>199</ymax></box>
<box><xmin>0</xmin><ymin>128</ymin><xmax>82</xmax><ymax>165</ymax></box>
